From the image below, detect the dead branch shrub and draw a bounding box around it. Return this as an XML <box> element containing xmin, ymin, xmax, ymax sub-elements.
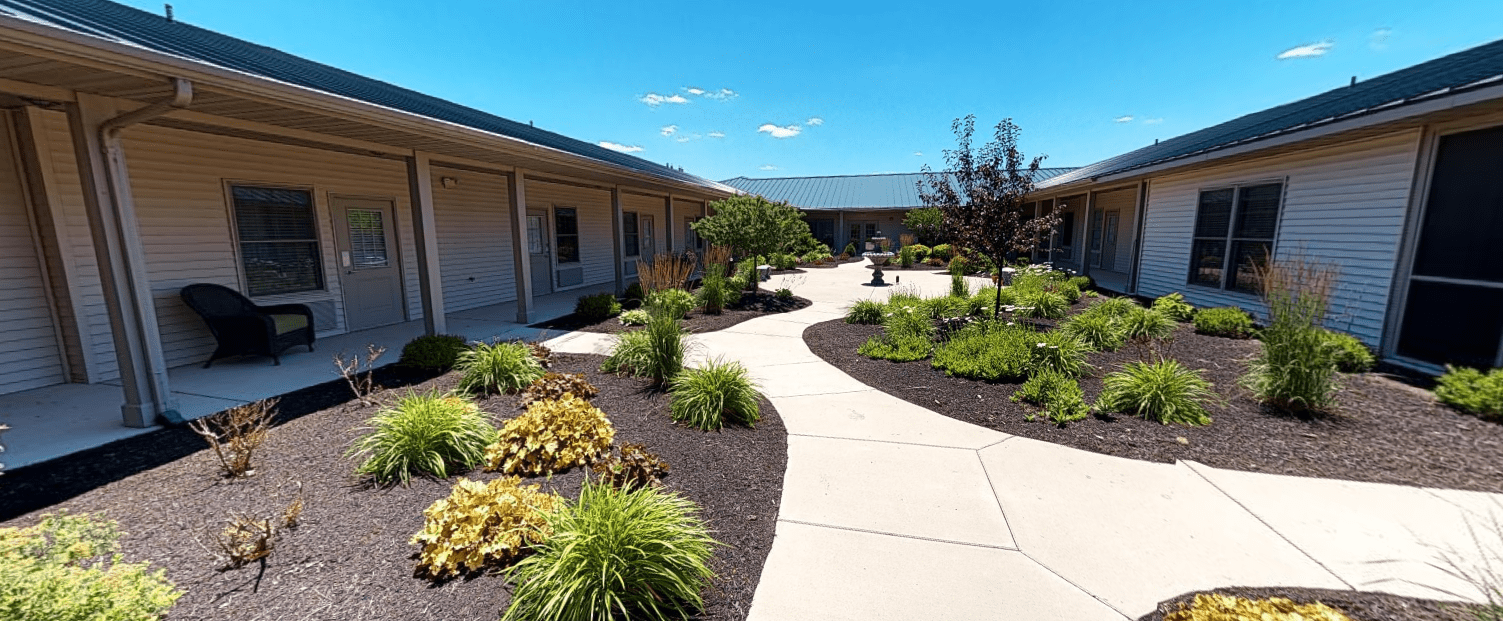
<box><xmin>215</xmin><ymin>514</ymin><xmax>275</xmax><ymax>570</ymax></box>
<box><xmin>704</xmin><ymin>244</ymin><xmax>732</xmax><ymax>270</ymax></box>
<box><xmin>637</xmin><ymin>253</ymin><xmax>696</xmax><ymax>293</ymax></box>
<box><xmin>334</xmin><ymin>344</ymin><xmax>386</xmax><ymax>406</ymax></box>
<box><xmin>190</xmin><ymin>399</ymin><xmax>275</xmax><ymax>478</ymax></box>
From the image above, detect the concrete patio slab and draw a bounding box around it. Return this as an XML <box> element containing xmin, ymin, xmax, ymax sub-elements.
<box><xmin>773</xmin><ymin>390</ymin><xmax>1009</xmax><ymax>450</ymax></box>
<box><xmin>718</xmin><ymin>317</ymin><xmax>813</xmax><ymax>339</ymax></box>
<box><xmin>544</xmin><ymin>331</ymin><xmax>618</xmax><ymax>356</ymax></box>
<box><xmin>1188</xmin><ymin>461</ymin><xmax>1503</xmax><ymax>601</ymax></box>
<box><xmin>748</xmin><ymin>361</ymin><xmax>873</xmax><ymax>398</ymax></box>
<box><xmin>979</xmin><ymin>437</ymin><xmax>1347</xmax><ymax>616</ymax></box>
<box><xmin>781</xmin><ymin>435</ymin><xmax>1015</xmax><ymax>548</ymax></box>
<box><xmin>747</xmin><ymin>521</ymin><xmax>1122</xmax><ymax>621</ymax></box>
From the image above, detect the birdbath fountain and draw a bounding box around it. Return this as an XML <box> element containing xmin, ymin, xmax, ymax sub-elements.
<box><xmin>862</xmin><ymin>235</ymin><xmax>895</xmax><ymax>286</ymax></box>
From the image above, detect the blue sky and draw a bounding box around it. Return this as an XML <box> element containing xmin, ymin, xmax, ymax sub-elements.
<box><xmin>120</xmin><ymin>0</ymin><xmax>1503</xmax><ymax>181</ymax></box>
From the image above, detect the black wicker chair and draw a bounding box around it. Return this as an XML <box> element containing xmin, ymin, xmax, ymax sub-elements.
<box><xmin>180</xmin><ymin>283</ymin><xmax>315</xmax><ymax>368</ymax></box>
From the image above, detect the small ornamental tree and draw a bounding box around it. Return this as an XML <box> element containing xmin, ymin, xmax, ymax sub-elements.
<box><xmin>902</xmin><ymin>207</ymin><xmax>947</xmax><ymax>246</ymax></box>
<box><xmin>918</xmin><ymin>116</ymin><xmax>1059</xmax><ymax>319</ymax></box>
<box><xmin>693</xmin><ymin>195</ymin><xmax>811</xmax><ymax>290</ymax></box>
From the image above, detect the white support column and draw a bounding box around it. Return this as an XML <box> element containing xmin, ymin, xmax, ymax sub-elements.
<box><xmin>1081</xmin><ymin>191</ymin><xmax>1096</xmax><ymax>279</ymax></box>
<box><xmin>664</xmin><ymin>194</ymin><xmax>675</xmax><ymax>254</ymax></box>
<box><xmin>837</xmin><ymin>211</ymin><xmax>845</xmax><ymax>253</ymax></box>
<box><xmin>507</xmin><ymin>169</ymin><xmax>534</xmax><ymax>323</ymax></box>
<box><xmin>407</xmin><ymin>152</ymin><xmax>446</xmax><ymax>335</ymax></box>
<box><xmin>68</xmin><ymin>93</ymin><xmax>178</xmax><ymax>427</ymax></box>
<box><xmin>611</xmin><ymin>186</ymin><xmax>625</xmax><ymax>293</ymax></box>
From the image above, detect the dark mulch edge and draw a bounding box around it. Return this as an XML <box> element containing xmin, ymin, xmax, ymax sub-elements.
<box><xmin>804</xmin><ymin>311</ymin><xmax>1503</xmax><ymax>493</ymax></box>
<box><xmin>531</xmin><ymin>291</ymin><xmax>812</xmax><ymax>335</ymax></box>
<box><xmin>0</xmin><ymin>354</ymin><xmax>786</xmax><ymax>621</ymax></box>
<box><xmin>1138</xmin><ymin>586</ymin><xmax>1482</xmax><ymax>621</ymax></box>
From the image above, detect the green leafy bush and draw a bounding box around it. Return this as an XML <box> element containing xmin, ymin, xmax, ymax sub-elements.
<box><xmin>948</xmin><ymin>256</ymin><xmax>969</xmax><ymax>276</ymax></box>
<box><xmin>1152</xmin><ymin>292</ymin><xmax>1196</xmax><ymax>322</ymax></box>
<box><xmin>1098</xmin><ymin>360</ymin><xmax>1215</xmax><ymax>426</ymax></box>
<box><xmin>623</xmin><ymin>282</ymin><xmax>645</xmax><ymax>301</ymax></box>
<box><xmin>1028</xmin><ymin>331</ymin><xmax>1092</xmax><ymax>377</ymax></box>
<box><xmin>845</xmin><ymin>299</ymin><xmax>884</xmax><ymax>324</ymax></box>
<box><xmin>730</xmin><ymin>261</ymin><xmax>758</xmax><ymax>291</ymax></box>
<box><xmin>619</xmin><ymin>309</ymin><xmax>651</xmax><ymax>326</ymax></box>
<box><xmin>768</xmin><ymin>252</ymin><xmax>797</xmax><ymax>270</ymax></box>
<box><xmin>601</xmin><ymin>313</ymin><xmax>686</xmax><ymax>386</ymax></box>
<box><xmin>646</xmin><ymin>289</ymin><xmax>696</xmax><ymax>320</ymax></box>
<box><xmin>1058</xmin><ymin>281</ymin><xmax>1083</xmax><ymax>304</ymax></box>
<box><xmin>411</xmin><ymin>476</ymin><xmax>562</xmax><ymax>578</ymax></box>
<box><xmin>1323</xmin><ymin>331</ymin><xmax>1375</xmax><ymax>373</ymax></box>
<box><xmin>485</xmin><ymin>394</ymin><xmax>615</xmax><ymax>475</ymax></box>
<box><xmin>1194</xmin><ymin>306</ymin><xmax>1256</xmax><ymax>338</ymax></box>
<box><xmin>1082</xmin><ymin>296</ymin><xmax>1139</xmax><ymax>319</ymax></box>
<box><xmin>1120</xmin><ymin>306</ymin><xmax>1177</xmax><ymax>343</ymax></box>
<box><xmin>775</xmin><ymin>288</ymin><xmax>794</xmax><ymax>300</ymax></box>
<box><xmin>908</xmin><ymin>244</ymin><xmax>931</xmax><ymax>262</ymax></box>
<box><xmin>1434</xmin><ymin>366</ymin><xmax>1503</xmax><ymax>420</ymax></box>
<box><xmin>801</xmin><ymin>248</ymin><xmax>831</xmax><ymax>263</ymax></box>
<box><xmin>503</xmin><ymin>482</ymin><xmax>716</xmax><ymax>621</ymax></box>
<box><xmin>931</xmin><ymin>321</ymin><xmax>1036</xmax><ymax>381</ymax></box>
<box><xmin>860</xmin><ymin>306</ymin><xmax>935</xmax><ymax>362</ymax></box>
<box><xmin>1067</xmin><ymin>275</ymin><xmax>1092</xmax><ymax>290</ymax></box>
<box><xmin>842</xmin><ymin>242</ymin><xmax>858</xmax><ymax>257</ymax></box>
<box><xmin>950</xmin><ymin>273</ymin><xmax>969</xmax><ymax>298</ymax></box>
<box><xmin>916</xmin><ymin>295</ymin><xmax>967</xmax><ymax>320</ymax></box>
<box><xmin>347</xmin><ymin>391</ymin><xmax>497</xmax><ymax>485</ymax></box>
<box><xmin>930</xmin><ymin>243</ymin><xmax>953</xmax><ymax>261</ymax></box>
<box><xmin>1013</xmin><ymin>291</ymin><xmax>1070</xmax><ymax>319</ymax></box>
<box><xmin>399</xmin><ymin>334</ymin><xmax>469</xmax><ymax>370</ymax></box>
<box><xmin>0</xmin><ymin>512</ymin><xmax>181</xmax><ymax>621</ymax></box>
<box><xmin>669</xmin><ymin>358</ymin><xmax>762</xmax><ymax>430</ymax></box>
<box><xmin>575</xmin><ymin>293</ymin><xmax>622</xmax><ymax>322</ymax></box>
<box><xmin>1060</xmin><ymin>312</ymin><xmax>1127</xmax><ymax>352</ymax></box>
<box><xmin>457</xmin><ymin>341</ymin><xmax>546</xmax><ymax>394</ymax></box>
<box><xmin>899</xmin><ymin>245</ymin><xmax>915</xmax><ymax>268</ymax></box>
<box><xmin>1011</xmin><ymin>370</ymin><xmax>1091</xmax><ymax>425</ymax></box>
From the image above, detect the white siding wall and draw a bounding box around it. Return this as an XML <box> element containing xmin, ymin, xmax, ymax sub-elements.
<box><xmin>525</xmin><ymin>180</ymin><xmax>614</xmax><ymax>289</ymax></box>
<box><xmin>0</xmin><ymin>117</ymin><xmax>65</xmax><ymax>394</ymax></box>
<box><xmin>432</xmin><ymin>166</ymin><xmax>516</xmax><ymax>312</ymax></box>
<box><xmin>1136</xmin><ymin>130</ymin><xmax>1422</xmax><ymax>345</ymax></box>
<box><xmin>1092</xmin><ymin>187</ymin><xmax>1137</xmax><ymax>272</ymax></box>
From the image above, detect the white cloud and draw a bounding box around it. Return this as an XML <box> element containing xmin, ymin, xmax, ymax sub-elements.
<box><xmin>685</xmin><ymin>87</ymin><xmax>706</xmax><ymax>96</ymax></box>
<box><xmin>1142</xmin><ymin>118</ymin><xmax>1164</xmax><ymax>125</ymax></box>
<box><xmin>1114</xmin><ymin>115</ymin><xmax>1134</xmax><ymax>123</ymax></box>
<box><xmin>676</xmin><ymin>133</ymin><xmax>703</xmax><ymax>143</ymax></box>
<box><xmin>708</xmin><ymin>131</ymin><xmax>726</xmax><ymax>138</ymax></box>
<box><xmin>639</xmin><ymin>93</ymin><xmax>690</xmax><ymax>106</ymax></box>
<box><xmin>598</xmin><ymin>141</ymin><xmax>644</xmax><ymax>153</ymax></box>
<box><xmin>758</xmin><ymin>165</ymin><xmax>779</xmax><ymax>171</ymax></box>
<box><xmin>758</xmin><ymin>123</ymin><xmax>802</xmax><ymax>139</ymax></box>
<box><xmin>704</xmin><ymin>88</ymin><xmax>737</xmax><ymax>100</ymax></box>
<box><xmin>1370</xmin><ymin>28</ymin><xmax>1392</xmax><ymax>50</ymax></box>
<box><xmin>806</xmin><ymin>116</ymin><xmax>824</xmax><ymax>126</ymax></box>
<box><xmin>913</xmin><ymin>151</ymin><xmax>923</xmax><ymax>156</ymax></box>
<box><xmin>660</xmin><ymin>124</ymin><xmax>678</xmax><ymax>137</ymax></box>
<box><xmin>1277</xmin><ymin>41</ymin><xmax>1333</xmax><ymax>60</ymax></box>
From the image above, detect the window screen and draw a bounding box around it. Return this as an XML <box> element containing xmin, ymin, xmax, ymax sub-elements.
<box><xmin>231</xmin><ymin>186</ymin><xmax>323</xmax><ymax>296</ymax></box>
<box><xmin>555</xmin><ymin>208</ymin><xmax>580</xmax><ymax>264</ymax></box>
<box><xmin>623</xmin><ymin>212</ymin><xmax>639</xmax><ymax>257</ymax></box>
<box><xmin>1187</xmin><ymin>183</ymin><xmax>1282</xmax><ymax>292</ymax></box>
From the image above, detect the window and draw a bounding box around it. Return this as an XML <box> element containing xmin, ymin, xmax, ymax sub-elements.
<box><xmin>622</xmin><ymin>211</ymin><xmax>639</xmax><ymax>257</ymax></box>
<box><xmin>1056</xmin><ymin>212</ymin><xmax>1075</xmax><ymax>258</ymax></box>
<box><xmin>231</xmin><ymin>185</ymin><xmax>324</xmax><ymax>296</ymax></box>
<box><xmin>1188</xmin><ymin>182</ymin><xmax>1283</xmax><ymax>293</ymax></box>
<box><xmin>555</xmin><ymin>207</ymin><xmax>579</xmax><ymax>263</ymax></box>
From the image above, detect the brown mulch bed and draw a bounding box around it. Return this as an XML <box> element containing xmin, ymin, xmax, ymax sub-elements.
<box><xmin>1138</xmin><ymin>586</ymin><xmax>1483</xmax><ymax>621</ymax></box>
<box><xmin>532</xmin><ymin>290</ymin><xmax>811</xmax><ymax>335</ymax></box>
<box><xmin>0</xmin><ymin>354</ymin><xmax>786</xmax><ymax>621</ymax></box>
<box><xmin>805</xmin><ymin>315</ymin><xmax>1503</xmax><ymax>493</ymax></box>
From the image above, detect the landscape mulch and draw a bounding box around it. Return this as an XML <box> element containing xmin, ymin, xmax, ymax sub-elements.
<box><xmin>1138</xmin><ymin>586</ymin><xmax>1482</xmax><ymax>621</ymax></box>
<box><xmin>0</xmin><ymin>353</ymin><xmax>786</xmax><ymax>621</ymax></box>
<box><xmin>805</xmin><ymin>312</ymin><xmax>1503</xmax><ymax>494</ymax></box>
<box><xmin>532</xmin><ymin>290</ymin><xmax>811</xmax><ymax>335</ymax></box>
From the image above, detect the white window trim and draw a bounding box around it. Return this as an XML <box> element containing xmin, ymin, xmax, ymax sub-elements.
<box><xmin>222</xmin><ymin>180</ymin><xmax>329</xmax><ymax>298</ymax></box>
<box><xmin>1185</xmin><ymin>178</ymin><xmax>1288</xmax><ymax>295</ymax></box>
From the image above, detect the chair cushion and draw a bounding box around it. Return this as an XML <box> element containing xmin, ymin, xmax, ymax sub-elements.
<box><xmin>270</xmin><ymin>313</ymin><xmax>309</xmax><ymax>335</ymax></box>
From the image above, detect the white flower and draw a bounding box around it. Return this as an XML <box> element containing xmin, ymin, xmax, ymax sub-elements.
<box><xmin>1036</xmin><ymin>342</ymin><xmax>1046</xmax><ymax>347</ymax></box>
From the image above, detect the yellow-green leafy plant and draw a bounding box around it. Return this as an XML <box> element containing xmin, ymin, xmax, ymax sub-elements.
<box><xmin>0</xmin><ymin>512</ymin><xmax>182</xmax><ymax>621</ymax></box>
<box><xmin>1435</xmin><ymin>366</ymin><xmax>1503</xmax><ymax>421</ymax></box>
<box><xmin>592</xmin><ymin>443</ymin><xmax>671</xmax><ymax>491</ymax></box>
<box><xmin>456</xmin><ymin>341</ymin><xmax>546</xmax><ymax>394</ymax></box>
<box><xmin>520</xmin><ymin>372</ymin><xmax>600</xmax><ymax>408</ymax></box>
<box><xmin>411</xmin><ymin>476</ymin><xmax>563</xmax><ymax>579</ymax></box>
<box><xmin>1163</xmin><ymin>593</ymin><xmax>1352</xmax><ymax>621</ymax></box>
<box><xmin>485</xmin><ymin>395</ymin><xmax>615</xmax><ymax>475</ymax></box>
<box><xmin>347</xmin><ymin>391</ymin><xmax>497</xmax><ymax>485</ymax></box>
<box><xmin>1322</xmin><ymin>330</ymin><xmax>1375</xmax><ymax>373</ymax></box>
<box><xmin>618</xmin><ymin>309</ymin><xmax>651</xmax><ymax>326</ymax></box>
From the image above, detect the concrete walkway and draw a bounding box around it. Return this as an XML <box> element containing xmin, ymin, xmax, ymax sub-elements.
<box><xmin>547</xmin><ymin>262</ymin><xmax>1503</xmax><ymax>620</ymax></box>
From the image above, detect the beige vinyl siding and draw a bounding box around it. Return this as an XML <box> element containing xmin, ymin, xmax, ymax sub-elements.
<box><xmin>432</xmin><ymin>166</ymin><xmax>516</xmax><ymax>312</ymax></box>
<box><xmin>525</xmin><ymin>180</ymin><xmax>613</xmax><ymax>289</ymax></box>
<box><xmin>623</xmin><ymin>192</ymin><xmax>666</xmax><ymax>257</ymax></box>
<box><xmin>1135</xmin><ymin>130</ymin><xmax>1422</xmax><ymax>345</ymax></box>
<box><xmin>0</xmin><ymin>116</ymin><xmax>65</xmax><ymax>394</ymax></box>
<box><xmin>1091</xmin><ymin>188</ymin><xmax>1136</xmax><ymax>272</ymax></box>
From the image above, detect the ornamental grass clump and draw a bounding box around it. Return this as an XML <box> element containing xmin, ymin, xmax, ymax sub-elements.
<box><xmin>1435</xmin><ymin>366</ymin><xmax>1503</xmax><ymax>420</ymax></box>
<box><xmin>411</xmin><ymin>476</ymin><xmax>562</xmax><ymax>579</ymax></box>
<box><xmin>845</xmin><ymin>299</ymin><xmax>884</xmax><ymax>324</ymax></box>
<box><xmin>485</xmin><ymin>394</ymin><xmax>615</xmax><ymax>475</ymax></box>
<box><xmin>1011</xmin><ymin>370</ymin><xmax>1091</xmax><ymax>425</ymax></box>
<box><xmin>456</xmin><ymin>341</ymin><xmax>546</xmax><ymax>395</ymax></box>
<box><xmin>696</xmin><ymin>262</ymin><xmax>732</xmax><ymax>315</ymax></box>
<box><xmin>347</xmin><ymin>391</ymin><xmax>496</xmax><ymax>485</ymax></box>
<box><xmin>0</xmin><ymin>512</ymin><xmax>182</xmax><ymax>621</ymax></box>
<box><xmin>399</xmin><ymin>334</ymin><xmax>469</xmax><ymax>370</ymax></box>
<box><xmin>1013</xmin><ymin>290</ymin><xmax>1069</xmax><ymax>319</ymax></box>
<box><xmin>601</xmin><ymin>310</ymin><xmax>688</xmax><ymax>387</ymax></box>
<box><xmin>1152</xmin><ymin>292</ymin><xmax>1196</xmax><ymax>322</ymax></box>
<box><xmin>950</xmin><ymin>273</ymin><xmax>969</xmax><ymax>297</ymax></box>
<box><xmin>859</xmin><ymin>306</ymin><xmax>934</xmax><ymax>362</ymax></box>
<box><xmin>1240</xmin><ymin>254</ymin><xmax>1341</xmax><ymax>415</ymax></box>
<box><xmin>668</xmin><ymin>359</ymin><xmax>762</xmax><ymax>430</ymax></box>
<box><xmin>1060</xmin><ymin>312</ymin><xmax>1127</xmax><ymax>352</ymax></box>
<box><xmin>502</xmin><ymin>481</ymin><xmax>717</xmax><ymax>621</ymax></box>
<box><xmin>1194</xmin><ymin>306</ymin><xmax>1256</xmax><ymax>339</ymax></box>
<box><xmin>1098</xmin><ymin>360</ymin><xmax>1215</xmax><ymax>426</ymax></box>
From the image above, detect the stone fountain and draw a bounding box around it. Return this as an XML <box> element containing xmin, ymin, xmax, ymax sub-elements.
<box><xmin>862</xmin><ymin>235</ymin><xmax>895</xmax><ymax>286</ymax></box>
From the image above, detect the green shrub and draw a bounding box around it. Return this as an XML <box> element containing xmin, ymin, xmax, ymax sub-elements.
<box><xmin>1323</xmin><ymin>331</ymin><xmax>1375</xmax><ymax>373</ymax></box>
<box><xmin>575</xmin><ymin>293</ymin><xmax>622</xmax><ymax>322</ymax></box>
<box><xmin>503</xmin><ymin>482</ymin><xmax>716</xmax><ymax>621</ymax></box>
<box><xmin>775</xmin><ymin>288</ymin><xmax>794</xmax><ymax>300</ymax></box>
<box><xmin>1194</xmin><ymin>307</ymin><xmax>1256</xmax><ymax>339</ymax></box>
<box><xmin>1098</xmin><ymin>360</ymin><xmax>1215</xmax><ymax>426</ymax></box>
<box><xmin>623</xmin><ymin>282</ymin><xmax>645</xmax><ymax>301</ymax></box>
<box><xmin>411</xmin><ymin>476</ymin><xmax>562</xmax><ymax>578</ymax></box>
<box><xmin>619</xmin><ymin>309</ymin><xmax>651</xmax><ymax>326</ymax></box>
<box><xmin>1058</xmin><ymin>281</ymin><xmax>1082</xmax><ymax>304</ymax></box>
<box><xmin>899</xmin><ymin>245</ymin><xmax>915</xmax><ymax>268</ymax></box>
<box><xmin>845</xmin><ymin>299</ymin><xmax>884</xmax><ymax>324</ymax></box>
<box><xmin>930</xmin><ymin>244</ymin><xmax>953</xmax><ymax>260</ymax></box>
<box><xmin>485</xmin><ymin>394</ymin><xmax>615</xmax><ymax>475</ymax></box>
<box><xmin>1067</xmin><ymin>275</ymin><xmax>1092</xmax><ymax>290</ymax></box>
<box><xmin>920</xmin><ymin>295</ymin><xmax>970</xmax><ymax>320</ymax></box>
<box><xmin>731</xmin><ymin>260</ymin><xmax>758</xmax><ymax>291</ymax></box>
<box><xmin>1011</xmin><ymin>370</ymin><xmax>1091</xmax><ymax>425</ymax></box>
<box><xmin>348</xmin><ymin>391</ymin><xmax>497</xmax><ymax>484</ymax></box>
<box><xmin>1434</xmin><ymin>366</ymin><xmax>1503</xmax><ymax>420</ymax></box>
<box><xmin>646</xmin><ymin>289</ymin><xmax>696</xmax><ymax>320</ymax></box>
<box><xmin>908</xmin><ymin>244</ymin><xmax>931</xmax><ymax>262</ymax></box>
<box><xmin>1152</xmin><ymin>292</ymin><xmax>1196</xmax><ymax>322</ymax></box>
<box><xmin>602</xmin><ymin>313</ymin><xmax>686</xmax><ymax>386</ymax></box>
<box><xmin>800</xmin><ymin>248</ymin><xmax>831</xmax><ymax>263</ymax></box>
<box><xmin>1081</xmin><ymin>296</ymin><xmax>1139</xmax><ymax>319</ymax></box>
<box><xmin>768</xmin><ymin>252</ymin><xmax>797</xmax><ymax>270</ymax></box>
<box><xmin>843</xmin><ymin>242</ymin><xmax>858</xmax><ymax>257</ymax></box>
<box><xmin>399</xmin><ymin>334</ymin><xmax>469</xmax><ymax>370</ymax></box>
<box><xmin>1028</xmin><ymin>331</ymin><xmax>1093</xmax><ymax>377</ymax></box>
<box><xmin>1060</xmin><ymin>312</ymin><xmax>1127</xmax><ymax>352</ymax></box>
<box><xmin>1120</xmin><ymin>306</ymin><xmax>1177</xmax><ymax>343</ymax></box>
<box><xmin>860</xmin><ymin>306</ymin><xmax>935</xmax><ymax>362</ymax></box>
<box><xmin>1014</xmin><ymin>291</ymin><xmax>1070</xmax><ymax>319</ymax></box>
<box><xmin>0</xmin><ymin>512</ymin><xmax>182</xmax><ymax>621</ymax></box>
<box><xmin>948</xmin><ymin>256</ymin><xmax>969</xmax><ymax>276</ymax></box>
<box><xmin>950</xmin><ymin>273</ymin><xmax>969</xmax><ymax>298</ymax></box>
<box><xmin>457</xmin><ymin>341</ymin><xmax>546</xmax><ymax>394</ymax></box>
<box><xmin>931</xmin><ymin>321</ymin><xmax>1034</xmax><ymax>381</ymax></box>
<box><xmin>669</xmin><ymin>359</ymin><xmax>762</xmax><ymax>430</ymax></box>
<box><xmin>696</xmin><ymin>263</ymin><xmax>731</xmax><ymax>315</ymax></box>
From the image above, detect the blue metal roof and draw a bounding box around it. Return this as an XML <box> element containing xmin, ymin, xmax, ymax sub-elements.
<box><xmin>0</xmin><ymin>0</ymin><xmax>730</xmax><ymax>192</ymax></box>
<box><xmin>1039</xmin><ymin>37</ymin><xmax>1503</xmax><ymax>189</ymax></box>
<box><xmin>721</xmin><ymin>168</ymin><xmax>1080</xmax><ymax>211</ymax></box>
